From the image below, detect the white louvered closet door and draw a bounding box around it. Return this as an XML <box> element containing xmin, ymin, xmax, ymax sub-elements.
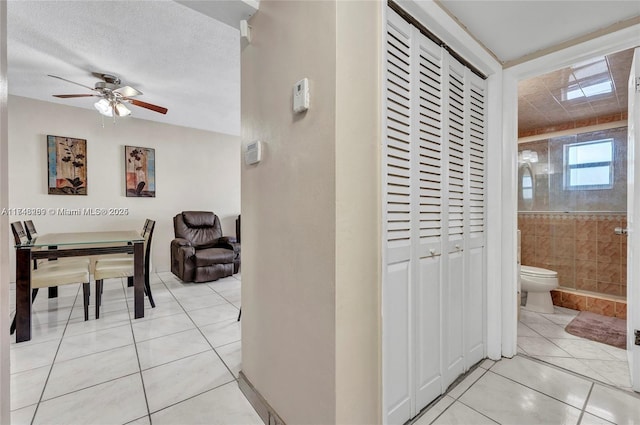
<box><xmin>413</xmin><ymin>30</ymin><xmax>444</xmax><ymax>411</ymax></box>
<box><xmin>464</xmin><ymin>73</ymin><xmax>487</xmax><ymax>370</ymax></box>
<box><xmin>442</xmin><ymin>56</ymin><xmax>466</xmax><ymax>389</ymax></box>
<box><xmin>383</xmin><ymin>10</ymin><xmax>414</xmax><ymax>425</ymax></box>
<box><xmin>383</xmin><ymin>6</ymin><xmax>487</xmax><ymax>425</ymax></box>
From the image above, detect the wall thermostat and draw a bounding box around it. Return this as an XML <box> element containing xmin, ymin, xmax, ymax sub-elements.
<box><xmin>245</xmin><ymin>141</ymin><xmax>262</xmax><ymax>165</ymax></box>
<box><xmin>293</xmin><ymin>78</ymin><xmax>309</xmax><ymax>113</ymax></box>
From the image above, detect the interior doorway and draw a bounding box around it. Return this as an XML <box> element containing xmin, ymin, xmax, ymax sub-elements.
<box><xmin>514</xmin><ymin>48</ymin><xmax>635</xmax><ymax>390</ymax></box>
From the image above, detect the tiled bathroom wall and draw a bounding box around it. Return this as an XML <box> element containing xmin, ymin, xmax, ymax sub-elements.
<box><xmin>550</xmin><ymin>289</ymin><xmax>627</xmax><ymax>319</ymax></box>
<box><xmin>518</xmin><ymin>126</ymin><xmax>628</xmax><ymax>213</ymax></box>
<box><xmin>519</xmin><ymin>212</ymin><xmax>627</xmax><ymax>299</ymax></box>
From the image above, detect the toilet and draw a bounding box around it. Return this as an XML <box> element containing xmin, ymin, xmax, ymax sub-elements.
<box><xmin>520</xmin><ymin>265</ymin><xmax>559</xmax><ymax>314</ymax></box>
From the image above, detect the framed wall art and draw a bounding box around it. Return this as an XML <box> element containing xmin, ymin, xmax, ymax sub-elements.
<box><xmin>47</xmin><ymin>135</ymin><xmax>87</xmax><ymax>195</ymax></box>
<box><xmin>125</xmin><ymin>146</ymin><xmax>156</xmax><ymax>197</ymax></box>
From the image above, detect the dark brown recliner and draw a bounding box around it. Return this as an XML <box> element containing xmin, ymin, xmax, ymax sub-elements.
<box><xmin>171</xmin><ymin>211</ymin><xmax>240</xmax><ymax>283</ymax></box>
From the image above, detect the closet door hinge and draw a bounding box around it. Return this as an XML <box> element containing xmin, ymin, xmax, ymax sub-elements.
<box><xmin>636</xmin><ymin>77</ymin><xmax>640</xmax><ymax>93</ymax></box>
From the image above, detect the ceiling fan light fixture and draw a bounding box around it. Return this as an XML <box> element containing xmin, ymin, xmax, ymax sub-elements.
<box><xmin>115</xmin><ymin>102</ymin><xmax>131</xmax><ymax>117</ymax></box>
<box><xmin>94</xmin><ymin>99</ymin><xmax>113</xmax><ymax>117</ymax></box>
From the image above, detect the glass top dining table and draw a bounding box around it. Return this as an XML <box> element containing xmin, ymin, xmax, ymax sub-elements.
<box><xmin>21</xmin><ymin>230</ymin><xmax>144</xmax><ymax>247</ymax></box>
<box><xmin>14</xmin><ymin>230</ymin><xmax>146</xmax><ymax>343</ymax></box>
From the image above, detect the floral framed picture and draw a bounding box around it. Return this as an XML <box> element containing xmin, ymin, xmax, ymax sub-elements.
<box><xmin>47</xmin><ymin>135</ymin><xmax>87</xmax><ymax>195</ymax></box>
<box><xmin>125</xmin><ymin>146</ymin><xmax>156</xmax><ymax>197</ymax></box>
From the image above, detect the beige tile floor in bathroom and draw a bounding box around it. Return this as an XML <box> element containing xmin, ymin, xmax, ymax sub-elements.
<box><xmin>518</xmin><ymin>306</ymin><xmax>632</xmax><ymax>391</ymax></box>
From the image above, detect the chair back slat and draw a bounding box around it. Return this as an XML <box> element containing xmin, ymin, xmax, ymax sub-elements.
<box><xmin>11</xmin><ymin>222</ymin><xmax>29</xmax><ymax>245</ymax></box>
<box><xmin>24</xmin><ymin>220</ymin><xmax>38</xmax><ymax>240</ymax></box>
<box><xmin>143</xmin><ymin>219</ymin><xmax>156</xmax><ymax>274</ymax></box>
<box><xmin>142</xmin><ymin>219</ymin><xmax>151</xmax><ymax>236</ymax></box>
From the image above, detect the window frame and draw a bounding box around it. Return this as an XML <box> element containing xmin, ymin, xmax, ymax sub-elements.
<box><xmin>563</xmin><ymin>138</ymin><xmax>614</xmax><ymax>191</ymax></box>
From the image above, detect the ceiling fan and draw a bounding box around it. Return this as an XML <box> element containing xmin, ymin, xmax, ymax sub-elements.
<box><xmin>49</xmin><ymin>73</ymin><xmax>168</xmax><ymax>118</ymax></box>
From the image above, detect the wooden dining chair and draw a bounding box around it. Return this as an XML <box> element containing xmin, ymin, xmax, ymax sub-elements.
<box><xmin>95</xmin><ymin>219</ymin><xmax>152</xmax><ymax>267</ymax></box>
<box><xmin>94</xmin><ymin>219</ymin><xmax>156</xmax><ymax>318</ymax></box>
<box><xmin>10</xmin><ymin>222</ymin><xmax>92</xmax><ymax>334</ymax></box>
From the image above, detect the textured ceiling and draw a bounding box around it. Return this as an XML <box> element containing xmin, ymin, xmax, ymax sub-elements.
<box><xmin>438</xmin><ymin>0</ymin><xmax>640</xmax><ymax>64</ymax></box>
<box><xmin>7</xmin><ymin>1</ymin><xmax>242</xmax><ymax>136</ymax></box>
<box><xmin>518</xmin><ymin>48</ymin><xmax>634</xmax><ymax>133</ymax></box>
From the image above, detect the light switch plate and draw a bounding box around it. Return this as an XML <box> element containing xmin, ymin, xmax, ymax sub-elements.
<box><xmin>293</xmin><ymin>78</ymin><xmax>309</xmax><ymax>113</ymax></box>
<box><xmin>245</xmin><ymin>141</ymin><xmax>262</xmax><ymax>165</ymax></box>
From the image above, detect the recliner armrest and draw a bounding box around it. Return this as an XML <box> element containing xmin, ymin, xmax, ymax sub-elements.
<box><xmin>172</xmin><ymin>238</ymin><xmax>192</xmax><ymax>248</ymax></box>
<box><xmin>214</xmin><ymin>237</ymin><xmax>239</xmax><ymax>253</ymax></box>
<box><xmin>171</xmin><ymin>238</ymin><xmax>195</xmax><ymax>258</ymax></box>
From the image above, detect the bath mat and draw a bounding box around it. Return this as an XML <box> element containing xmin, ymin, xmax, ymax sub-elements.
<box><xmin>565</xmin><ymin>311</ymin><xmax>626</xmax><ymax>349</ymax></box>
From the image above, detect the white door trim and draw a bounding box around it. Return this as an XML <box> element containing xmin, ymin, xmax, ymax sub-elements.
<box><xmin>627</xmin><ymin>48</ymin><xmax>640</xmax><ymax>392</ymax></box>
<box><xmin>501</xmin><ymin>23</ymin><xmax>640</xmax><ymax>359</ymax></box>
<box><xmin>0</xmin><ymin>1</ymin><xmax>10</xmax><ymax>423</ymax></box>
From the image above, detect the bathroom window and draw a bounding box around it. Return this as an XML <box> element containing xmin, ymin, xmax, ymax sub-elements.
<box><xmin>564</xmin><ymin>139</ymin><xmax>614</xmax><ymax>190</ymax></box>
<box><xmin>522</xmin><ymin>172</ymin><xmax>533</xmax><ymax>200</ymax></box>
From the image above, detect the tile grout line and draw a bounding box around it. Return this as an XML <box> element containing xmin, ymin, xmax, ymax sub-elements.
<box><xmin>576</xmin><ymin>382</ymin><xmax>595</xmax><ymax>425</ymax></box>
<box><xmin>30</xmin><ymin>283</ymin><xmax>82</xmax><ymax>425</ymax></box>
<box><xmin>451</xmin><ymin>399</ymin><xmax>501</xmax><ymax>425</ymax></box>
<box><xmin>444</xmin><ymin>367</ymin><xmax>502</xmax><ymax>425</ymax></box>
<box><xmin>409</xmin><ymin>361</ymin><xmax>494</xmax><ymax>425</ymax></box>
<box><xmin>520</xmin><ymin>311</ymin><xmax>625</xmax><ymax>386</ymax></box>
<box><xmin>13</xmin><ymin>273</ymin><xmax>243</xmax><ymax>424</ymax></box>
<box><xmin>521</xmin><ymin>353</ymin><xmax>636</xmax><ymax>397</ymax></box>
<box><xmin>140</xmin><ymin>273</ymin><xmax>243</xmax><ymax>417</ymax></box>
<box><xmin>485</xmin><ymin>360</ymin><xmax>587</xmax><ymax>413</ymax></box>
<box><xmin>146</xmin><ymin>378</ymin><xmax>237</xmax><ymax>418</ymax></box>
<box><xmin>448</xmin><ymin>366</ymin><xmax>489</xmax><ymax>400</ymax></box>
<box><xmin>520</xmin><ymin>310</ymin><xmax>620</xmax><ymax>364</ymax></box>
<box><xmin>27</xmin><ymin>281</ymin><xmax>153</xmax><ymax>414</ymax></box>
<box><xmin>157</xmin><ymin>273</ymin><xmax>239</xmax><ymax>380</ymax></box>
<box><xmin>121</xmin><ymin>277</ymin><xmax>154</xmax><ymax>425</ymax></box>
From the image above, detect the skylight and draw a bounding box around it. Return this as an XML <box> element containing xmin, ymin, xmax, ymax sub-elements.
<box><xmin>561</xmin><ymin>56</ymin><xmax>613</xmax><ymax>101</ymax></box>
<box><xmin>564</xmin><ymin>80</ymin><xmax>613</xmax><ymax>101</ymax></box>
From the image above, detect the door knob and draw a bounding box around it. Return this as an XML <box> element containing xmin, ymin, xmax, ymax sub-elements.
<box><xmin>614</xmin><ymin>227</ymin><xmax>628</xmax><ymax>235</ymax></box>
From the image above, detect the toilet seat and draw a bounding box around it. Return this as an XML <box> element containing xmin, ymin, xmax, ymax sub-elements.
<box><xmin>521</xmin><ymin>265</ymin><xmax>557</xmax><ymax>278</ymax></box>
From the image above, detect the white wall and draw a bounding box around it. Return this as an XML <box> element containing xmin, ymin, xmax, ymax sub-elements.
<box><xmin>0</xmin><ymin>1</ymin><xmax>11</xmax><ymax>422</ymax></box>
<box><xmin>8</xmin><ymin>95</ymin><xmax>240</xmax><ymax>276</ymax></box>
<box><xmin>240</xmin><ymin>1</ymin><xmax>338</xmax><ymax>422</ymax></box>
<box><xmin>335</xmin><ymin>1</ymin><xmax>382</xmax><ymax>422</ymax></box>
<box><xmin>241</xmin><ymin>1</ymin><xmax>383</xmax><ymax>422</ymax></box>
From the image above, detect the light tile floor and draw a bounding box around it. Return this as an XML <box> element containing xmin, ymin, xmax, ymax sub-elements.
<box><xmin>413</xmin><ymin>357</ymin><xmax>640</xmax><ymax>425</ymax></box>
<box><xmin>518</xmin><ymin>306</ymin><xmax>632</xmax><ymax>391</ymax></box>
<box><xmin>9</xmin><ymin>271</ymin><xmax>262</xmax><ymax>425</ymax></box>
<box><xmin>11</xmin><ymin>278</ymin><xmax>639</xmax><ymax>425</ymax></box>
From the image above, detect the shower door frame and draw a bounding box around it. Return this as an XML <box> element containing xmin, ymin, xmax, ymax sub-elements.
<box><xmin>501</xmin><ymin>23</ymin><xmax>640</xmax><ymax>380</ymax></box>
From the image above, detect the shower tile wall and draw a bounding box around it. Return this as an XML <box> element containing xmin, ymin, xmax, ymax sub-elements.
<box><xmin>519</xmin><ymin>213</ymin><xmax>627</xmax><ymax>298</ymax></box>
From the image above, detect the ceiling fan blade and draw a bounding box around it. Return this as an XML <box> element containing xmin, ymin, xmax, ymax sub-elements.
<box><xmin>53</xmin><ymin>94</ymin><xmax>97</xmax><ymax>98</ymax></box>
<box><xmin>128</xmin><ymin>99</ymin><xmax>168</xmax><ymax>115</ymax></box>
<box><xmin>114</xmin><ymin>86</ymin><xmax>142</xmax><ymax>97</ymax></box>
<box><xmin>48</xmin><ymin>74</ymin><xmax>97</xmax><ymax>92</ymax></box>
